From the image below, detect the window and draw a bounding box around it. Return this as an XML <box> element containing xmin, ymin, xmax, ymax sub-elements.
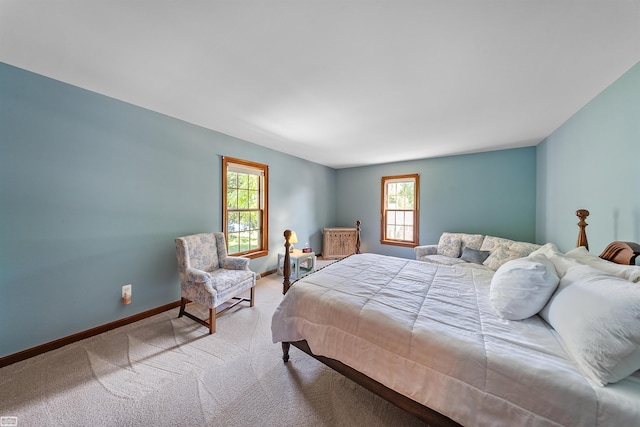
<box><xmin>380</xmin><ymin>174</ymin><xmax>419</xmax><ymax>247</ymax></box>
<box><xmin>223</xmin><ymin>157</ymin><xmax>269</xmax><ymax>258</ymax></box>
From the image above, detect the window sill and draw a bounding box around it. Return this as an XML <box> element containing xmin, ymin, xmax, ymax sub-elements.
<box><xmin>380</xmin><ymin>240</ymin><xmax>417</xmax><ymax>248</ymax></box>
<box><xmin>231</xmin><ymin>249</ymin><xmax>269</xmax><ymax>259</ymax></box>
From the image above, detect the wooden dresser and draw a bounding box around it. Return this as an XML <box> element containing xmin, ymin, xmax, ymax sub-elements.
<box><xmin>322</xmin><ymin>227</ymin><xmax>358</xmax><ymax>259</ymax></box>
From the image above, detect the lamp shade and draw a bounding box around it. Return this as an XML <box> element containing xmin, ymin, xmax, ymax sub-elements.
<box><xmin>289</xmin><ymin>231</ymin><xmax>298</xmax><ymax>245</ymax></box>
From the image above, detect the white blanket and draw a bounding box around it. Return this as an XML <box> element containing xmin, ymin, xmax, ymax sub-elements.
<box><xmin>272</xmin><ymin>253</ymin><xmax>640</xmax><ymax>427</ymax></box>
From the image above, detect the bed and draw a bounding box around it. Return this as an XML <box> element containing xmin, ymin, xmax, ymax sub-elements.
<box><xmin>271</xmin><ymin>214</ymin><xmax>640</xmax><ymax>426</ymax></box>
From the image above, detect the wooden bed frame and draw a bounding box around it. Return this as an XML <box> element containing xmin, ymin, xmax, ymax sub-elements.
<box><xmin>576</xmin><ymin>209</ymin><xmax>640</xmax><ymax>264</ymax></box>
<box><xmin>278</xmin><ymin>213</ymin><xmax>639</xmax><ymax>425</ymax></box>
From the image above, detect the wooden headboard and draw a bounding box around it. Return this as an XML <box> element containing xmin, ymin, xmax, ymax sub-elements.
<box><xmin>576</xmin><ymin>209</ymin><xmax>640</xmax><ymax>266</ymax></box>
<box><xmin>599</xmin><ymin>241</ymin><xmax>640</xmax><ymax>265</ymax></box>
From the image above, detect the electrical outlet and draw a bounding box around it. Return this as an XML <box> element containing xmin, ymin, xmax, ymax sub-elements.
<box><xmin>122</xmin><ymin>284</ymin><xmax>132</xmax><ymax>298</ymax></box>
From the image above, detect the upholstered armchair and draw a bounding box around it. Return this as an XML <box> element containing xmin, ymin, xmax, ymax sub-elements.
<box><xmin>175</xmin><ymin>232</ymin><xmax>256</xmax><ymax>334</ymax></box>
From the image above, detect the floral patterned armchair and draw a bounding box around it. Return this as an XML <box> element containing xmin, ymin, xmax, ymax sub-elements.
<box><xmin>175</xmin><ymin>232</ymin><xmax>256</xmax><ymax>334</ymax></box>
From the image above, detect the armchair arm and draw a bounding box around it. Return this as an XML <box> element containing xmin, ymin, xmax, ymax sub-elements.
<box><xmin>185</xmin><ymin>267</ymin><xmax>210</xmax><ymax>282</ymax></box>
<box><xmin>183</xmin><ymin>267</ymin><xmax>216</xmax><ymax>295</ymax></box>
<box><xmin>414</xmin><ymin>244</ymin><xmax>438</xmax><ymax>257</ymax></box>
<box><xmin>221</xmin><ymin>256</ymin><xmax>250</xmax><ymax>270</ymax></box>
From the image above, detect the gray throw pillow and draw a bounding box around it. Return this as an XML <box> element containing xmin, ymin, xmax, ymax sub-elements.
<box><xmin>460</xmin><ymin>247</ymin><xmax>491</xmax><ymax>264</ymax></box>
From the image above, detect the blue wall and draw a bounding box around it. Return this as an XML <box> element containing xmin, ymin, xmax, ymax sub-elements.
<box><xmin>335</xmin><ymin>147</ymin><xmax>537</xmax><ymax>259</ymax></box>
<box><xmin>0</xmin><ymin>63</ymin><xmax>336</xmax><ymax>358</ymax></box>
<box><xmin>536</xmin><ymin>61</ymin><xmax>640</xmax><ymax>254</ymax></box>
<box><xmin>5</xmin><ymin>57</ymin><xmax>636</xmax><ymax>359</ymax></box>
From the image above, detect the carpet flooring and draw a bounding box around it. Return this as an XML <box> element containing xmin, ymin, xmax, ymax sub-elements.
<box><xmin>0</xmin><ymin>268</ymin><xmax>427</xmax><ymax>426</ymax></box>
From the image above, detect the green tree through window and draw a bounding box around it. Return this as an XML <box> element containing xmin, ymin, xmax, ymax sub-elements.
<box><xmin>381</xmin><ymin>174</ymin><xmax>419</xmax><ymax>247</ymax></box>
<box><xmin>223</xmin><ymin>157</ymin><xmax>269</xmax><ymax>258</ymax></box>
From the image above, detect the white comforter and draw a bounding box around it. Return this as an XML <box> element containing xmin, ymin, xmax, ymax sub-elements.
<box><xmin>271</xmin><ymin>253</ymin><xmax>640</xmax><ymax>427</ymax></box>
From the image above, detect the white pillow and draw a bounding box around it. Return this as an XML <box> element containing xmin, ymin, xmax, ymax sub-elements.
<box><xmin>539</xmin><ymin>264</ymin><xmax>640</xmax><ymax>385</ymax></box>
<box><xmin>565</xmin><ymin>246</ymin><xmax>640</xmax><ymax>282</ymax></box>
<box><xmin>529</xmin><ymin>243</ymin><xmax>584</xmax><ymax>277</ymax></box>
<box><xmin>529</xmin><ymin>242</ymin><xmax>562</xmax><ymax>258</ymax></box>
<box><xmin>490</xmin><ymin>254</ymin><xmax>560</xmax><ymax>320</ymax></box>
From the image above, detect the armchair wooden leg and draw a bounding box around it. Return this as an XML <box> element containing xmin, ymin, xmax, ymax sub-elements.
<box><xmin>178</xmin><ymin>297</ymin><xmax>216</xmax><ymax>334</ymax></box>
<box><xmin>179</xmin><ymin>297</ymin><xmax>187</xmax><ymax>318</ymax></box>
<box><xmin>178</xmin><ymin>288</ymin><xmax>253</xmax><ymax>335</ymax></box>
<box><xmin>209</xmin><ymin>308</ymin><xmax>215</xmax><ymax>334</ymax></box>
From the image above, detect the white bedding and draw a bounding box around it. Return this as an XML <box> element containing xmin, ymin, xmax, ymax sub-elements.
<box><xmin>271</xmin><ymin>253</ymin><xmax>640</xmax><ymax>427</ymax></box>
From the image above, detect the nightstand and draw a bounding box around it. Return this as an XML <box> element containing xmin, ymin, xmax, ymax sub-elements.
<box><xmin>278</xmin><ymin>250</ymin><xmax>316</xmax><ymax>279</ymax></box>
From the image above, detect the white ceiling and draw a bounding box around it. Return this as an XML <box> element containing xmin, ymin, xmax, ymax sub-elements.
<box><xmin>2</xmin><ymin>1</ymin><xmax>639</xmax><ymax>169</ymax></box>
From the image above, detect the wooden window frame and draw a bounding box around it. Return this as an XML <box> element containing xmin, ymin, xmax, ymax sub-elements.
<box><xmin>380</xmin><ymin>173</ymin><xmax>419</xmax><ymax>247</ymax></box>
<box><xmin>222</xmin><ymin>156</ymin><xmax>269</xmax><ymax>259</ymax></box>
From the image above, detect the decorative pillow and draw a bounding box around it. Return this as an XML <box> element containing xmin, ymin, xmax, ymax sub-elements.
<box><xmin>438</xmin><ymin>233</ymin><xmax>463</xmax><ymax>258</ymax></box>
<box><xmin>481</xmin><ymin>236</ymin><xmax>540</xmax><ymax>256</ymax></box>
<box><xmin>480</xmin><ymin>236</ymin><xmax>513</xmax><ymax>252</ymax></box>
<box><xmin>509</xmin><ymin>241</ymin><xmax>542</xmax><ymax>257</ymax></box>
<box><xmin>483</xmin><ymin>245</ymin><xmax>523</xmax><ymax>270</ymax></box>
<box><xmin>539</xmin><ymin>264</ymin><xmax>640</xmax><ymax>385</ymax></box>
<box><xmin>460</xmin><ymin>247</ymin><xmax>491</xmax><ymax>264</ymax></box>
<box><xmin>489</xmin><ymin>254</ymin><xmax>559</xmax><ymax>320</ymax></box>
<box><xmin>460</xmin><ymin>234</ymin><xmax>485</xmax><ymax>251</ymax></box>
<box><xmin>565</xmin><ymin>246</ymin><xmax>640</xmax><ymax>282</ymax></box>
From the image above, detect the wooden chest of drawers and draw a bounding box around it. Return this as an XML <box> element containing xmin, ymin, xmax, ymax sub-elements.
<box><xmin>322</xmin><ymin>227</ymin><xmax>358</xmax><ymax>260</ymax></box>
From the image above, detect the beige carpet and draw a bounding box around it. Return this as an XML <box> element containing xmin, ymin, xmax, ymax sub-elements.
<box><xmin>0</xmin><ymin>268</ymin><xmax>427</xmax><ymax>426</ymax></box>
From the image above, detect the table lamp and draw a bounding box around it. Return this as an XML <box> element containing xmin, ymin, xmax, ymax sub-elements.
<box><xmin>289</xmin><ymin>231</ymin><xmax>298</xmax><ymax>252</ymax></box>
